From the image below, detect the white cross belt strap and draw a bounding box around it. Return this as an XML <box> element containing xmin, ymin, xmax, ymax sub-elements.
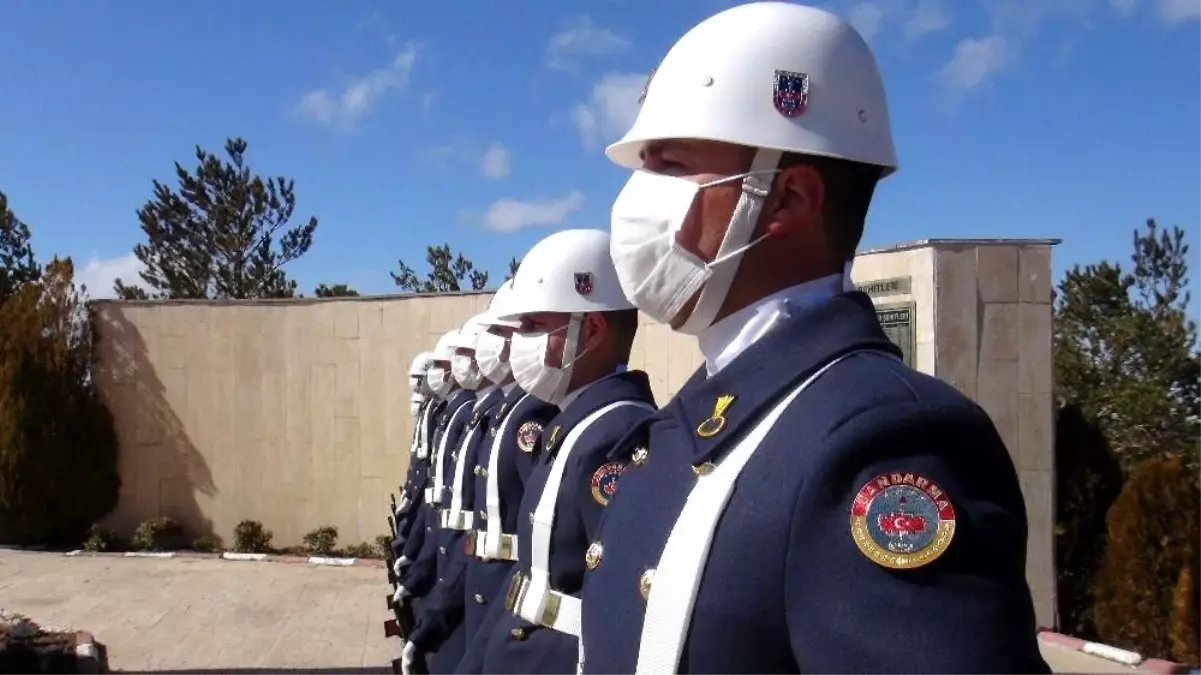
<box><xmin>431</xmin><ymin>400</ymin><xmax>474</xmax><ymax>510</ymax></box>
<box><xmin>443</xmin><ymin>411</ymin><xmax>489</xmax><ymax>531</ymax></box>
<box><xmin>635</xmin><ymin>351</ymin><xmax>892</xmax><ymax>674</ymax></box>
<box><xmin>483</xmin><ymin>394</ymin><xmax>530</xmax><ymax>559</ymax></box>
<box><xmin>517</xmin><ymin>399</ymin><xmax>656</xmax><ymax>637</ymax></box>
<box><xmin>415</xmin><ymin>403</ymin><xmax>432</xmax><ymax>460</ymax></box>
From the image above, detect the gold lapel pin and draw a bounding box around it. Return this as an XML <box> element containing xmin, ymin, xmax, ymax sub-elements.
<box><xmin>547</xmin><ymin>425</ymin><xmax>562</xmax><ymax>451</ymax></box>
<box><xmin>696</xmin><ymin>394</ymin><xmax>736</xmax><ymax>438</ymax></box>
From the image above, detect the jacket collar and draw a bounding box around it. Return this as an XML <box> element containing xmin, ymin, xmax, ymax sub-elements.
<box><xmin>541</xmin><ymin>370</ymin><xmax>655</xmax><ymax>455</ymax></box>
<box><xmin>669</xmin><ymin>291</ymin><xmax>900</xmax><ymax>464</ymax></box>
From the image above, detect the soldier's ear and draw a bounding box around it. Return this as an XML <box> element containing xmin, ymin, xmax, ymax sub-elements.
<box><xmin>580</xmin><ymin>313</ymin><xmax>608</xmax><ymax>353</ymax></box>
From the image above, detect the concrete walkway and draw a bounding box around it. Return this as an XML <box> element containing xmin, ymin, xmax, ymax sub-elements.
<box><xmin>0</xmin><ymin>549</ymin><xmax>394</xmax><ymax>673</ymax></box>
<box><xmin>0</xmin><ymin>548</ymin><xmax>1165</xmax><ymax>673</ymax></box>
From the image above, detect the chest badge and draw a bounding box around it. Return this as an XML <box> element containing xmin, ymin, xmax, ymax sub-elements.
<box><xmin>515</xmin><ymin>421</ymin><xmax>542</xmax><ymax>453</ymax></box>
<box><xmin>696</xmin><ymin>394</ymin><xmax>736</xmax><ymax>438</ymax></box>
<box><xmin>590</xmin><ymin>461</ymin><xmax>626</xmax><ymax>506</ymax></box>
<box><xmin>849</xmin><ymin>472</ymin><xmax>957</xmax><ymax>570</ymax></box>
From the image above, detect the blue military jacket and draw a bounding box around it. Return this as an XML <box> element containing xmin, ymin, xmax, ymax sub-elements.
<box><xmin>397</xmin><ymin>398</ymin><xmax>440</xmax><ymax>545</ymax></box>
<box><xmin>409</xmin><ymin>386</ymin><xmax>506</xmax><ymax>653</ymax></box>
<box><xmin>400</xmin><ymin>387</ymin><xmax>476</xmax><ymax>598</ymax></box>
<box><xmin>463</xmin><ymin>370</ymin><xmax>658</xmax><ymax>675</ymax></box>
<box><xmin>458</xmin><ymin>386</ymin><xmax>558</xmax><ymax>657</ymax></box>
<box><xmin>579</xmin><ymin>292</ymin><xmax>1049</xmax><ymax>674</ymax></box>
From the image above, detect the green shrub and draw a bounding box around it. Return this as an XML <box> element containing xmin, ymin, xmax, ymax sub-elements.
<box><xmin>0</xmin><ymin>260</ymin><xmax>120</xmax><ymax>546</ymax></box>
<box><xmin>344</xmin><ymin>541</ymin><xmax>376</xmax><ymax>559</ymax></box>
<box><xmin>191</xmin><ymin>534</ymin><xmax>221</xmax><ymax>552</ymax></box>
<box><xmin>302</xmin><ymin>525</ymin><xmax>338</xmax><ymax>556</ymax></box>
<box><xmin>232</xmin><ymin>520</ymin><xmax>273</xmax><ymax>553</ymax></box>
<box><xmin>1053</xmin><ymin>404</ymin><xmax>1125</xmax><ymax>639</ymax></box>
<box><xmin>1170</xmin><ymin>545</ymin><xmax>1200</xmax><ymax>665</ymax></box>
<box><xmin>374</xmin><ymin>534</ymin><xmax>393</xmax><ymax>558</ymax></box>
<box><xmin>130</xmin><ymin>517</ymin><xmax>185</xmax><ymax>551</ymax></box>
<box><xmin>1093</xmin><ymin>454</ymin><xmax>1200</xmax><ymax>662</ymax></box>
<box><xmin>81</xmin><ymin>524</ymin><xmax>119</xmax><ymax>553</ymax></box>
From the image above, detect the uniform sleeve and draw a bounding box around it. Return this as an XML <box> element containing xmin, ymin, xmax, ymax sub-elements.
<box><xmin>399</xmin><ymin>509</ymin><xmax>439</xmax><ymax>597</ymax></box>
<box><xmin>565</xmin><ymin>407</ymin><xmax>655</xmax><ymax>540</ymax></box>
<box><xmin>410</xmin><ymin>546</ymin><xmax>469</xmax><ymax>650</ymax></box>
<box><xmin>785</xmin><ymin>400</ymin><xmax>1049</xmax><ymax>674</ymax></box>
<box><xmin>512</xmin><ymin>405</ymin><xmax>558</xmax><ymax>486</ymax></box>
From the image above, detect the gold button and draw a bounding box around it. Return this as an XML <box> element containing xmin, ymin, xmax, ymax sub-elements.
<box><xmin>510</xmin><ymin>627</ymin><xmax>527</xmax><ymax>641</ymax></box>
<box><xmin>631</xmin><ymin>447</ymin><xmax>649</xmax><ymax>466</ymax></box>
<box><xmin>481</xmin><ymin>468</ymin><xmax>489</xmax><ymax>477</ymax></box>
<box><xmin>426</xmin><ymin>525</ymin><xmax>432</xmax><ymax>532</ymax></box>
<box><xmin>585</xmin><ymin>542</ymin><xmax>604</xmax><ymax>570</ymax></box>
<box><xmin>639</xmin><ymin>568</ymin><xmax>655</xmax><ymax>600</ymax></box>
<box><xmin>474</xmin><ymin>593</ymin><xmax>486</xmax><ymax>604</ymax></box>
<box><xmin>473</xmin><ymin>466</ymin><xmax>481</xmax><ymax>475</ymax></box>
<box><xmin>437</xmin><ymin>577</ymin><xmax>443</xmax><ymax>585</ymax></box>
<box><xmin>452</xmin><ymin>452</ymin><xmax>459</xmax><ymax>461</ymax></box>
<box><xmin>478</xmin><ymin>510</ymin><xmax>487</xmax><ymax>520</ymax></box>
<box><xmin>528</xmin><ymin>511</ymin><xmax>535</xmax><ymax>524</ymax></box>
<box><xmin>692</xmin><ymin>462</ymin><xmax>715</xmax><ymax>477</ymax></box>
<box><xmin>438</xmin><ymin>546</ymin><xmax>447</xmax><ymax>555</ymax></box>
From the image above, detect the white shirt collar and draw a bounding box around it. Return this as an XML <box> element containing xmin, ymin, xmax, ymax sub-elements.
<box><xmin>558</xmin><ymin>365</ymin><xmax>628</xmax><ymax>412</ymax></box>
<box><xmin>473</xmin><ymin>385</ymin><xmax>497</xmax><ymax>410</ymax></box>
<box><xmin>698</xmin><ymin>273</ymin><xmax>846</xmax><ymax>377</ymax></box>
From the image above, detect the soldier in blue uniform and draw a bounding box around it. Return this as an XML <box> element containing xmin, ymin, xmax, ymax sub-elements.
<box><xmin>394</xmin><ymin>352</ymin><xmax>436</xmax><ymax>561</ymax></box>
<box><xmin>577</xmin><ymin>4</ymin><xmax>1051</xmax><ymax>674</ymax></box>
<box><xmin>459</xmin><ymin>282</ymin><xmax>558</xmax><ymax>653</ymax></box>
<box><xmin>394</xmin><ymin>329</ymin><xmax>478</xmax><ymax>612</ymax></box>
<box><xmin>457</xmin><ymin>229</ymin><xmax>658</xmax><ymax>675</ymax></box>
<box><xmin>403</xmin><ymin>313</ymin><xmax>507</xmax><ymax>674</ymax></box>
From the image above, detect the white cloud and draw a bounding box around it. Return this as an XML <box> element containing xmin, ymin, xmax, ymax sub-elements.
<box><xmin>76</xmin><ymin>253</ymin><xmax>147</xmax><ymax>299</ymax></box>
<box><xmin>936</xmin><ymin>36</ymin><xmax>1008</xmax><ymax>93</ymax></box>
<box><xmin>292</xmin><ymin>44</ymin><xmax>419</xmax><ymax>131</ymax></box>
<box><xmin>903</xmin><ymin>0</ymin><xmax>952</xmax><ymax>38</ymax></box>
<box><xmin>848</xmin><ymin>2</ymin><xmax>890</xmax><ymax>39</ymax></box>
<box><xmin>546</xmin><ymin>16</ymin><xmax>630</xmax><ymax>70</ymax></box>
<box><xmin>1110</xmin><ymin>0</ymin><xmax>1139</xmax><ymax>17</ymax></box>
<box><xmin>1157</xmin><ymin>0</ymin><xmax>1201</xmax><ymax>23</ymax></box>
<box><xmin>481</xmin><ymin>144</ymin><xmax>511</xmax><ymax>179</ymax></box>
<box><xmin>483</xmin><ymin>191</ymin><xmax>586</xmax><ymax>232</ymax></box>
<box><xmin>846</xmin><ymin>0</ymin><xmax>951</xmax><ymax>40</ymax></box>
<box><xmin>570</xmin><ymin>73</ymin><xmax>645</xmax><ymax>148</ymax></box>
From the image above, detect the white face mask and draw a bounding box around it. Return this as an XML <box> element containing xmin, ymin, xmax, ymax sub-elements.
<box><xmin>509</xmin><ymin>318</ymin><xmax>583</xmax><ymax>406</ymax></box>
<box><xmin>475</xmin><ymin>330</ymin><xmax>512</xmax><ymax>384</ymax></box>
<box><xmin>610</xmin><ymin>150</ymin><xmax>782</xmax><ymax>335</ymax></box>
<box><xmin>427</xmin><ymin>367</ymin><xmax>453</xmax><ymax>398</ymax></box>
<box><xmin>451</xmin><ymin>353</ymin><xmax>484</xmax><ymax>390</ymax></box>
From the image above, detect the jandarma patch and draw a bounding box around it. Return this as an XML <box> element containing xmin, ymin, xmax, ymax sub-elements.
<box><xmin>515</xmin><ymin>421</ymin><xmax>542</xmax><ymax>453</ymax></box>
<box><xmin>849</xmin><ymin>472</ymin><xmax>956</xmax><ymax>570</ymax></box>
<box><xmin>590</xmin><ymin>462</ymin><xmax>626</xmax><ymax>506</ymax></box>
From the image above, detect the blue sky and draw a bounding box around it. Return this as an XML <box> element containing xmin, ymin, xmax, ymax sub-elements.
<box><xmin>1</xmin><ymin>0</ymin><xmax>1198</xmax><ymax>312</ymax></box>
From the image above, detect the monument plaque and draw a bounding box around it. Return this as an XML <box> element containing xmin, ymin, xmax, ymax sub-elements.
<box><xmin>855</xmin><ymin>276</ymin><xmax>911</xmax><ymax>298</ymax></box>
<box><xmin>874</xmin><ymin>301</ymin><xmax>916</xmax><ymax>368</ymax></box>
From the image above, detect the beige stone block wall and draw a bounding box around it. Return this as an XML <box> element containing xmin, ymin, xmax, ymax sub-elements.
<box><xmin>91</xmin><ymin>238</ymin><xmax>1056</xmax><ymax>628</ymax></box>
<box><xmin>930</xmin><ymin>241</ymin><xmax>1058</xmax><ymax>629</ymax></box>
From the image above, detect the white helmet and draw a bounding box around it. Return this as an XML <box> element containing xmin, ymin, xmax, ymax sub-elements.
<box><xmin>608</xmin><ymin>2</ymin><xmax>896</xmax><ymax>174</ymax></box>
<box><xmin>408</xmin><ymin>351</ymin><xmax>434</xmax><ymax>376</ymax></box>
<box><xmin>432</xmin><ymin>330</ymin><xmax>459</xmax><ymax>362</ymax></box>
<box><xmin>498</xmin><ymin>229</ymin><xmax>634</xmax><ymax>320</ymax></box>
<box><xmin>480</xmin><ymin>281</ymin><xmax>521</xmax><ymax>329</ymax></box>
<box><xmin>448</xmin><ymin>315</ymin><xmax>488</xmax><ymax>351</ymax></box>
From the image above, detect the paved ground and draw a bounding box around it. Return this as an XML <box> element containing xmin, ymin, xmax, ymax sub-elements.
<box><xmin>0</xmin><ymin>549</ymin><xmax>395</xmax><ymax>673</ymax></box>
<box><xmin>0</xmin><ymin>548</ymin><xmax>1164</xmax><ymax>673</ymax></box>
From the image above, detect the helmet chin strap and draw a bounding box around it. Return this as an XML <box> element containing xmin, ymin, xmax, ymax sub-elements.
<box><xmin>678</xmin><ymin>148</ymin><xmax>783</xmax><ymax>336</ymax></box>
